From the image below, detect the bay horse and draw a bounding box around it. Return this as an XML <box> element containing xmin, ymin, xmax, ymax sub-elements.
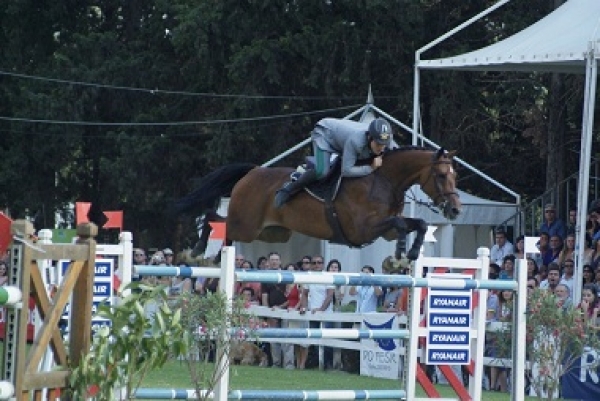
<box><xmin>173</xmin><ymin>147</ymin><xmax>461</xmax><ymax>261</ymax></box>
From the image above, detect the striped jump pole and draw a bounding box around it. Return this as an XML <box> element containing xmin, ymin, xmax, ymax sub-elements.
<box><xmin>0</xmin><ymin>286</ymin><xmax>22</xmax><ymax>307</ymax></box>
<box><xmin>134</xmin><ymin>265</ymin><xmax>221</xmax><ymax>279</ymax></box>
<box><xmin>133</xmin><ymin>388</ymin><xmax>407</xmax><ymax>400</ymax></box>
<box><xmin>235</xmin><ymin>271</ymin><xmax>517</xmax><ymax>291</ymax></box>
<box><xmin>232</xmin><ymin>328</ymin><xmax>410</xmax><ymax>340</ymax></box>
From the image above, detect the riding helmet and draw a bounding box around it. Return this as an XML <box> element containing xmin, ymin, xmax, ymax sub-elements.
<box><xmin>368</xmin><ymin>118</ymin><xmax>392</xmax><ymax>145</ymax></box>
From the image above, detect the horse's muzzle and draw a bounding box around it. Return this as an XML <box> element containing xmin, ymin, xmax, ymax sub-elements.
<box><xmin>442</xmin><ymin>201</ymin><xmax>461</xmax><ymax>221</ymax></box>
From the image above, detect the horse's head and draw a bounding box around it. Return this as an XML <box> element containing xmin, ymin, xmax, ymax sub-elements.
<box><xmin>420</xmin><ymin>148</ymin><xmax>461</xmax><ymax>220</ymax></box>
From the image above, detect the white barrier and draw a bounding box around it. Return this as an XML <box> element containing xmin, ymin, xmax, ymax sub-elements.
<box><xmin>126</xmin><ymin>245</ymin><xmax>526</xmax><ymax>401</ymax></box>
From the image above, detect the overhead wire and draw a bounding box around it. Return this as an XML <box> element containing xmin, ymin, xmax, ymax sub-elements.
<box><xmin>0</xmin><ymin>69</ymin><xmax>398</xmax><ymax>100</ymax></box>
<box><xmin>0</xmin><ymin>104</ymin><xmax>361</xmax><ymax>128</ymax></box>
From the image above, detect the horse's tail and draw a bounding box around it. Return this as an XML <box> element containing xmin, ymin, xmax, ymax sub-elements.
<box><xmin>170</xmin><ymin>163</ymin><xmax>256</xmax><ymax>216</ymax></box>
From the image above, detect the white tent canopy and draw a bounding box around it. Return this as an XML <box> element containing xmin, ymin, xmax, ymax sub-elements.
<box><xmin>418</xmin><ymin>0</ymin><xmax>600</xmax><ymax>73</ymax></box>
<box><xmin>413</xmin><ymin>0</ymin><xmax>600</xmax><ymax>303</ymax></box>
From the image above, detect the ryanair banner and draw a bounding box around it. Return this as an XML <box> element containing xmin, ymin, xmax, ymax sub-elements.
<box><xmin>360</xmin><ymin>313</ymin><xmax>400</xmax><ymax>379</ymax></box>
<box><xmin>561</xmin><ymin>348</ymin><xmax>600</xmax><ymax>400</ymax></box>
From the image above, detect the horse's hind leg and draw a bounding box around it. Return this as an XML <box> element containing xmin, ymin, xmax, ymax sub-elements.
<box><xmin>191</xmin><ymin>210</ymin><xmax>225</xmax><ymax>257</ymax></box>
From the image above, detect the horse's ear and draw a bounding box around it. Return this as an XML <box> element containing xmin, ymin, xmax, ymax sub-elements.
<box><xmin>435</xmin><ymin>148</ymin><xmax>445</xmax><ymax>159</ymax></box>
<box><xmin>447</xmin><ymin>150</ymin><xmax>457</xmax><ymax>159</ymax></box>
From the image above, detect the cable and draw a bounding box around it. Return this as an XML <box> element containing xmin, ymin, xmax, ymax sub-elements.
<box><xmin>0</xmin><ymin>104</ymin><xmax>361</xmax><ymax>127</ymax></box>
<box><xmin>0</xmin><ymin>70</ymin><xmax>398</xmax><ymax>100</ymax></box>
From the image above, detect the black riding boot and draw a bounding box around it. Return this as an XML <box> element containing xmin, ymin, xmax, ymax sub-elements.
<box><xmin>274</xmin><ymin>169</ymin><xmax>318</xmax><ymax>208</ymax></box>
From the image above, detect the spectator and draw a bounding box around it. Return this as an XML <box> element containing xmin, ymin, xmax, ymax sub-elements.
<box><xmin>299</xmin><ymin>256</ymin><xmax>312</xmax><ymax>272</ymax></box>
<box><xmin>240</xmin><ymin>286</ymin><xmax>255</xmax><ymax>303</ymax></box>
<box><xmin>235</xmin><ymin>254</ymin><xmax>245</xmax><ymax>269</ymax></box>
<box><xmin>490</xmin><ymin>228</ymin><xmax>514</xmax><ymax>266</ymax></box>
<box><xmin>539</xmin><ymin>203</ymin><xmax>566</xmax><ymax>240</ymax></box>
<box><xmin>526</xmin><ymin>257</ymin><xmax>540</xmax><ymax>282</ymax></box>
<box><xmin>349</xmin><ymin>265</ymin><xmax>383</xmax><ymax>313</ymax></box>
<box><xmin>582</xmin><ymin>264</ymin><xmax>595</xmax><ymax>288</ymax></box>
<box><xmin>301</xmin><ymin>255</ymin><xmax>335</xmax><ymax>370</ymax></box>
<box><xmin>256</xmin><ymin>256</ymin><xmax>268</xmax><ymax>270</ymax></box>
<box><xmin>567</xmin><ymin>207</ymin><xmax>577</xmax><ymax>235</ymax></box>
<box><xmin>284</xmin><ymin>263</ymin><xmax>308</xmax><ymax>369</ymax></box>
<box><xmin>234</xmin><ymin>258</ymin><xmax>261</xmax><ymax>302</ymax></box>
<box><xmin>163</xmin><ymin>248</ymin><xmax>175</xmax><ymax>266</ymax></box>
<box><xmin>326</xmin><ymin>259</ymin><xmax>345</xmax><ymax>311</ymax></box>
<box><xmin>133</xmin><ymin>248</ymin><xmax>147</xmax><ymax>266</ymax></box>
<box><xmin>554</xmin><ymin>283</ymin><xmax>572</xmax><ymax>311</ymax></box>
<box><xmin>560</xmin><ymin>259</ymin><xmax>575</xmax><ymax>295</ymax></box>
<box><xmin>588</xmin><ymin>239</ymin><xmax>600</xmax><ymax>272</ymax></box>
<box><xmin>513</xmin><ymin>235</ymin><xmax>525</xmax><ymax>260</ymax></box>
<box><xmin>557</xmin><ymin>234</ymin><xmax>575</xmax><ymax>268</ymax></box>
<box><xmin>527</xmin><ymin>277</ymin><xmax>539</xmax><ymax>293</ymax></box>
<box><xmin>536</xmin><ymin>232</ymin><xmax>552</xmax><ymax>269</ymax></box>
<box><xmin>261</xmin><ymin>252</ymin><xmax>289</xmax><ymax>368</ymax></box>
<box><xmin>498</xmin><ymin>255</ymin><xmax>516</xmax><ymax>280</ymax></box>
<box><xmin>579</xmin><ymin>283</ymin><xmax>600</xmax><ymax>330</ymax></box>
<box><xmin>168</xmin><ymin>263</ymin><xmax>192</xmax><ymax>300</ymax></box>
<box><xmin>489</xmin><ymin>289</ymin><xmax>513</xmax><ymax>392</ymax></box>
<box><xmin>594</xmin><ymin>269</ymin><xmax>600</xmax><ymax>290</ymax></box>
<box><xmin>545</xmin><ymin>235</ymin><xmax>563</xmax><ymax>266</ymax></box>
<box><xmin>489</xmin><ymin>263</ymin><xmax>500</xmax><ymax>280</ymax></box>
<box><xmin>540</xmin><ymin>262</ymin><xmax>561</xmax><ymax>293</ymax></box>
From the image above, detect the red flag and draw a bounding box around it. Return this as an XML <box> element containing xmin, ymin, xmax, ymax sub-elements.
<box><xmin>0</xmin><ymin>213</ymin><xmax>13</xmax><ymax>254</ymax></box>
<box><xmin>209</xmin><ymin>222</ymin><xmax>226</xmax><ymax>241</ymax></box>
<box><xmin>75</xmin><ymin>202</ymin><xmax>91</xmax><ymax>225</ymax></box>
<box><xmin>103</xmin><ymin>211</ymin><xmax>123</xmax><ymax>230</ymax></box>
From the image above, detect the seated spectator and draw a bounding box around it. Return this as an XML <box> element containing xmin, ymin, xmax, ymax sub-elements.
<box><xmin>554</xmin><ymin>283</ymin><xmax>572</xmax><ymax>312</ymax></box>
<box><xmin>539</xmin><ymin>203</ymin><xmax>566</xmax><ymax>240</ymax></box>
<box><xmin>579</xmin><ymin>283</ymin><xmax>600</xmax><ymax>330</ymax></box>
<box><xmin>582</xmin><ymin>264</ymin><xmax>595</xmax><ymax>288</ymax></box>
<box><xmin>560</xmin><ymin>259</ymin><xmax>575</xmax><ymax>295</ymax></box>
<box><xmin>489</xmin><ymin>263</ymin><xmax>500</xmax><ymax>280</ymax></box>
<box><xmin>526</xmin><ymin>257</ymin><xmax>540</xmax><ymax>282</ymax></box>
<box><xmin>490</xmin><ymin>228</ymin><xmax>514</xmax><ymax>267</ymax></box>
<box><xmin>499</xmin><ymin>255</ymin><xmax>516</xmax><ymax>280</ymax></box>
<box><xmin>540</xmin><ymin>262</ymin><xmax>561</xmax><ymax>293</ymax></box>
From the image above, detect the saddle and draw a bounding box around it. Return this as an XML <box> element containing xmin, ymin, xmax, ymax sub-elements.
<box><xmin>289</xmin><ymin>157</ymin><xmax>368</xmax><ymax>247</ymax></box>
<box><xmin>291</xmin><ymin>156</ymin><xmax>343</xmax><ymax>202</ymax></box>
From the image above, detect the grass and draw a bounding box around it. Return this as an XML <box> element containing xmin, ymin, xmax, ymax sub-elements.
<box><xmin>137</xmin><ymin>361</ymin><xmax>526</xmax><ymax>400</ymax></box>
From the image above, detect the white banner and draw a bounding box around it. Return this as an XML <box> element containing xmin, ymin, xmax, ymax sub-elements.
<box><xmin>360</xmin><ymin>314</ymin><xmax>401</xmax><ymax>379</ymax></box>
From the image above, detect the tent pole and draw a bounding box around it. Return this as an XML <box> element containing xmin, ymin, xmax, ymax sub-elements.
<box><xmin>574</xmin><ymin>42</ymin><xmax>598</xmax><ymax>304</ymax></box>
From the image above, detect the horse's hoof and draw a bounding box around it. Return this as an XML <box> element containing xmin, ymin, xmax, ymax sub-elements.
<box><xmin>191</xmin><ymin>240</ymin><xmax>206</xmax><ymax>258</ymax></box>
<box><xmin>407</xmin><ymin>249</ymin><xmax>420</xmax><ymax>261</ymax></box>
<box><xmin>388</xmin><ymin>255</ymin><xmax>410</xmax><ymax>273</ymax></box>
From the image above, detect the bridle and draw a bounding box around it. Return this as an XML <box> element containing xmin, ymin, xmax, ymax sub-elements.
<box><xmin>424</xmin><ymin>159</ymin><xmax>459</xmax><ymax>210</ymax></box>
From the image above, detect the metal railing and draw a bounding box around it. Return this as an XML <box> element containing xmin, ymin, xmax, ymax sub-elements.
<box><xmin>498</xmin><ymin>160</ymin><xmax>600</xmax><ymax>237</ymax></box>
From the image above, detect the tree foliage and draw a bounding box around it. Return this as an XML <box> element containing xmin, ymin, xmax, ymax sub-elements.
<box><xmin>0</xmin><ymin>0</ymin><xmax>587</xmax><ymax>246</ymax></box>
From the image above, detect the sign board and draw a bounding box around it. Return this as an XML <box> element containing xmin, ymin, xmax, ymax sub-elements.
<box><xmin>360</xmin><ymin>314</ymin><xmax>401</xmax><ymax>379</ymax></box>
<box><xmin>425</xmin><ymin>273</ymin><xmax>472</xmax><ymax>365</ymax></box>
<box><xmin>60</xmin><ymin>258</ymin><xmax>114</xmax><ymax>332</ymax></box>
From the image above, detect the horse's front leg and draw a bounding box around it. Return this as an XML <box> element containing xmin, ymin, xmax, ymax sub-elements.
<box><xmin>379</xmin><ymin>216</ymin><xmax>408</xmax><ymax>260</ymax></box>
<box><xmin>403</xmin><ymin>217</ymin><xmax>428</xmax><ymax>260</ymax></box>
<box><xmin>380</xmin><ymin>216</ymin><xmax>427</xmax><ymax>261</ymax></box>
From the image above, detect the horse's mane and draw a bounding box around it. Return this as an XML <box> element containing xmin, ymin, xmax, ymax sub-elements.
<box><xmin>383</xmin><ymin>145</ymin><xmax>432</xmax><ymax>157</ymax></box>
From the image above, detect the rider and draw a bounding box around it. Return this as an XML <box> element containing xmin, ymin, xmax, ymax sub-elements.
<box><xmin>274</xmin><ymin>117</ymin><xmax>394</xmax><ymax>208</ymax></box>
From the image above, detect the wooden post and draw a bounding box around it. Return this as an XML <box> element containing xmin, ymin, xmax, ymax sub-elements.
<box><xmin>69</xmin><ymin>223</ymin><xmax>97</xmax><ymax>368</ymax></box>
